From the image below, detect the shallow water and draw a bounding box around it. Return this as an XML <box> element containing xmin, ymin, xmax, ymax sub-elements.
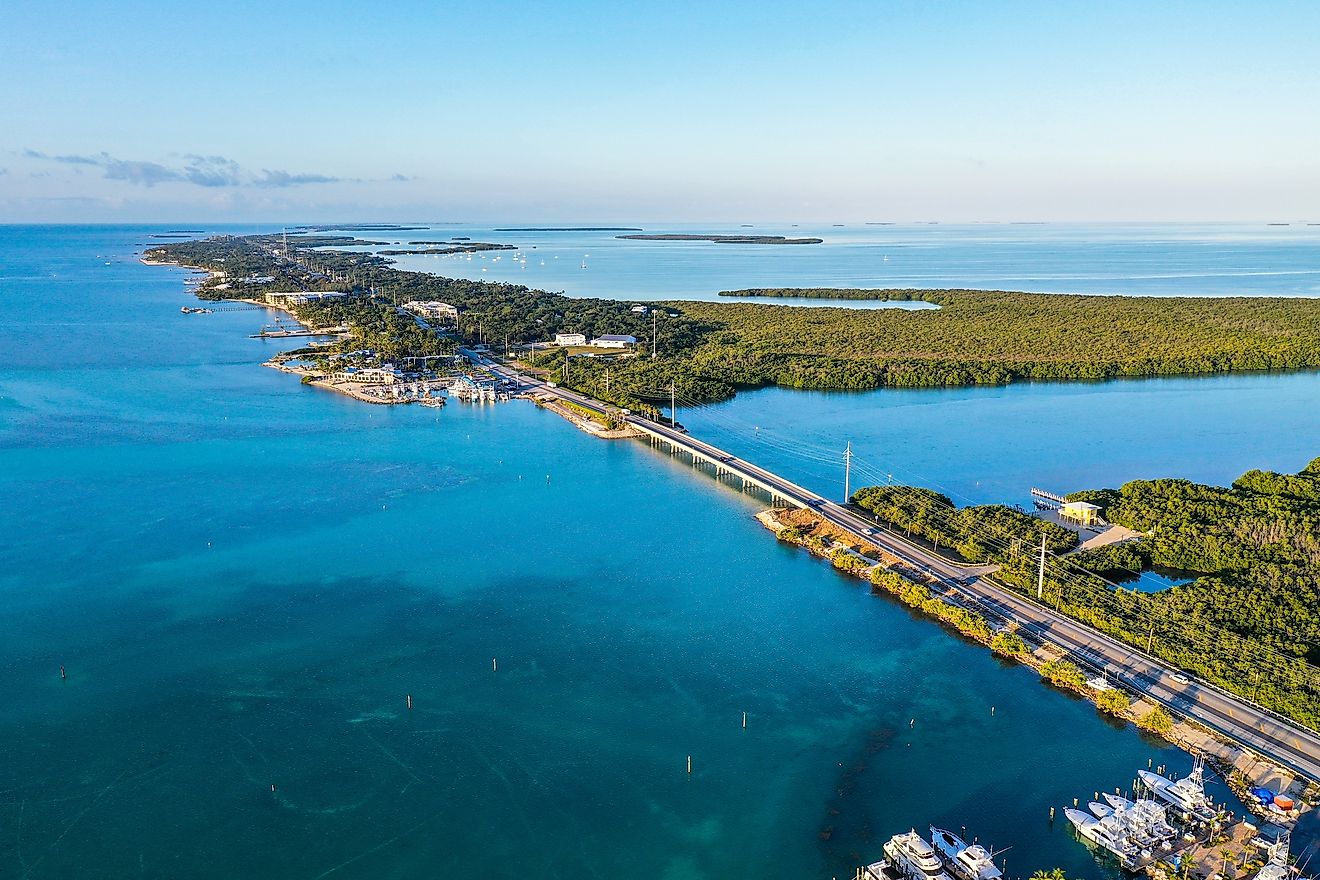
<box><xmin>0</xmin><ymin>225</ymin><xmax>1300</xmax><ymax>879</ymax></box>
<box><xmin>335</xmin><ymin>222</ymin><xmax>1320</xmax><ymax>301</ymax></box>
<box><xmin>677</xmin><ymin>374</ymin><xmax>1320</xmax><ymax>507</ymax></box>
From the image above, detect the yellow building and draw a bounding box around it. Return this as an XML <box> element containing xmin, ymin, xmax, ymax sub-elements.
<box><xmin>1059</xmin><ymin>500</ymin><xmax>1102</xmax><ymax>526</ymax></box>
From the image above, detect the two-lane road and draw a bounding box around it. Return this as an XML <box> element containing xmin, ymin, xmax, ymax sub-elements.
<box><xmin>480</xmin><ymin>357</ymin><xmax>1320</xmax><ymax>781</ymax></box>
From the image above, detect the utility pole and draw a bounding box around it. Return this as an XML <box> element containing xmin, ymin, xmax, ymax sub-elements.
<box><xmin>1036</xmin><ymin>533</ymin><xmax>1048</xmax><ymax>600</ymax></box>
<box><xmin>670</xmin><ymin>382</ymin><xmax>677</xmax><ymax>427</ymax></box>
<box><xmin>843</xmin><ymin>441</ymin><xmax>853</xmax><ymax>502</ymax></box>
<box><xmin>652</xmin><ymin>310</ymin><xmax>658</xmax><ymax>359</ymax></box>
<box><xmin>1147</xmin><ymin>620</ymin><xmax>1156</xmax><ymax>653</ymax></box>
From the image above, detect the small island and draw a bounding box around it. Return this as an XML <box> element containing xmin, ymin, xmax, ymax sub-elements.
<box><xmin>496</xmin><ymin>227</ymin><xmax>643</xmax><ymax>232</ymax></box>
<box><xmin>377</xmin><ymin>242</ymin><xmax>515</xmax><ymax>256</ymax></box>
<box><xmin>297</xmin><ymin>224</ymin><xmax>430</xmax><ymax>232</ymax></box>
<box><xmin>617</xmin><ymin>233</ymin><xmax>823</xmax><ymax>244</ymax></box>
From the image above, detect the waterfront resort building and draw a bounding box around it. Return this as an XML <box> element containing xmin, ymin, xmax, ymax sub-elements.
<box><xmin>554</xmin><ymin>333</ymin><xmax>587</xmax><ymax>346</ymax></box>
<box><xmin>331</xmin><ymin>367</ymin><xmax>400</xmax><ymax>385</ymax></box>
<box><xmin>589</xmin><ymin>334</ymin><xmax>637</xmax><ymax>349</ymax></box>
<box><xmin>265</xmin><ymin>290</ymin><xmax>352</xmax><ymax>306</ymax></box>
<box><xmin>403</xmin><ymin>301</ymin><xmax>459</xmax><ymax>322</ymax></box>
<box><xmin>1059</xmin><ymin>500</ymin><xmax>1103</xmax><ymax>527</ymax></box>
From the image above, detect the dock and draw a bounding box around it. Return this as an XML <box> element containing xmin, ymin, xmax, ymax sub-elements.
<box><xmin>250</xmin><ymin>323</ymin><xmax>348</xmax><ymax>338</ymax></box>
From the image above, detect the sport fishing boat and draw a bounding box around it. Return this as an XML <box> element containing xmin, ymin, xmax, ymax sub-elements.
<box><xmin>1065</xmin><ymin>808</ymin><xmax>1142</xmax><ymax>869</ymax></box>
<box><xmin>1103</xmin><ymin>793</ymin><xmax>1135</xmax><ymax>811</ymax></box>
<box><xmin>1138</xmin><ymin>758</ymin><xmax>1214</xmax><ymax>821</ymax></box>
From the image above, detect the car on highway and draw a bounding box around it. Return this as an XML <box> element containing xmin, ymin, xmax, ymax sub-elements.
<box><xmin>1169</xmin><ymin>672</ymin><xmax>1190</xmax><ymax>685</ymax></box>
<box><xmin>807</xmin><ymin>499</ymin><xmax>824</xmax><ymax>509</ymax></box>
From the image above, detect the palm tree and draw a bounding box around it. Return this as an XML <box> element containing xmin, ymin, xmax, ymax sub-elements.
<box><xmin>1030</xmin><ymin>869</ymin><xmax>1068</xmax><ymax>880</ymax></box>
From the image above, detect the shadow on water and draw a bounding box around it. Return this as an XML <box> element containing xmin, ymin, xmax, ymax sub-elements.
<box><xmin>818</xmin><ymin>724</ymin><xmax>900</xmax><ymax>870</ymax></box>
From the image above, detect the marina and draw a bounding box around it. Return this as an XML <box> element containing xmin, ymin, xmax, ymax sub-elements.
<box><xmin>859</xmin><ymin>789</ymin><xmax>1307</xmax><ymax>880</ymax></box>
<box><xmin>864</xmin><ymin>827</ymin><xmax>1003</xmax><ymax>880</ymax></box>
<box><xmin>1058</xmin><ymin>757</ymin><xmax>1311</xmax><ymax>880</ymax></box>
<box><xmin>9</xmin><ymin>0</ymin><xmax>1320</xmax><ymax>873</ymax></box>
<box><xmin>4</xmin><ymin>224</ymin><xmax>1319</xmax><ymax>879</ymax></box>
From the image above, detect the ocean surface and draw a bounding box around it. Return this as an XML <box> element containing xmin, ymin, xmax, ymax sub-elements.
<box><xmin>1</xmin><ymin>224</ymin><xmax>1316</xmax><ymax>879</ymax></box>
<box><xmin>329</xmin><ymin>221</ymin><xmax>1320</xmax><ymax>301</ymax></box>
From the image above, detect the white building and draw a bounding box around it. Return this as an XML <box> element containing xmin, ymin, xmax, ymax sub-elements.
<box><xmin>266</xmin><ymin>290</ymin><xmax>351</xmax><ymax>306</ymax></box>
<box><xmin>403</xmin><ymin>300</ymin><xmax>460</xmax><ymax>321</ymax></box>
<box><xmin>554</xmin><ymin>333</ymin><xmax>587</xmax><ymax>346</ymax></box>
<box><xmin>590</xmin><ymin>334</ymin><xmax>637</xmax><ymax>349</ymax></box>
<box><xmin>331</xmin><ymin>367</ymin><xmax>399</xmax><ymax>385</ymax></box>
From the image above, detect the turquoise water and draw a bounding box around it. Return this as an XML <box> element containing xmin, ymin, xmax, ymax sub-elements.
<box><xmin>0</xmin><ymin>225</ymin><xmax>1304</xmax><ymax>879</ymax></box>
<box><xmin>329</xmin><ymin>222</ymin><xmax>1320</xmax><ymax>301</ymax></box>
<box><xmin>677</xmin><ymin>374</ymin><xmax>1320</xmax><ymax>508</ymax></box>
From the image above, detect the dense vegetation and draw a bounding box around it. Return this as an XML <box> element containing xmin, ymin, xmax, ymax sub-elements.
<box><xmin>849</xmin><ymin>459</ymin><xmax>1320</xmax><ymax>728</ymax></box>
<box><xmin>721</xmin><ymin>288</ymin><xmax>942</xmax><ymax>301</ymax></box>
<box><xmin>693</xmin><ymin>287</ymin><xmax>1320</xmax><ymax>389</ymax></box>
<box><xmin>149</xmin><ymin>238</ymin><xmax>1320</xmax><ymax>407</ymax></box>
<box><xmin>851</xmin><ymin>485</ymin><xmax>1078</xmax><ymax>558</ymax></box>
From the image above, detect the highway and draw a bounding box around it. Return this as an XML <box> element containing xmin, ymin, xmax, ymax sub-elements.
<box><xmin>479</xmin><ymin>356</ymin><xmax>1320</xmax><ymax>783</ymax></box>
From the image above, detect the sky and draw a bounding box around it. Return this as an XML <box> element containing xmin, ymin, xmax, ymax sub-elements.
<box><xmin>2</xmin><ymin>0</ymin><xmax>1317</xmax><ymax>223</ymax></box>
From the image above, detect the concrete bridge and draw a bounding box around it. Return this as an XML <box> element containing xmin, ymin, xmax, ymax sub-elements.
<box><xmin>478</xmin><ymin>357</ymin><xmax>1320</xmax><ymax>783</ymax></box>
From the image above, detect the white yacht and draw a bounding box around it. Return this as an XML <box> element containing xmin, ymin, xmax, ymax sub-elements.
<box><xmin>1088</xmin><ymin>802</ymin><xmax>1114</xmax><ymax>819</ymax></box>
<box><xmin>1066</xmin><ymin>808</ymin><xmax>1140</xmax><ymax>867</ymax></box>
<box><xmin>1132</xmin><ymin>799</ymin><xmax>1177</xmax><ymax>839</ymax></box>
<box><xmin>929</xmin><ymin>826</ymin><xmax>1003</xmax><ymax>880</ymax></box>
<box><xmin>1103</xmin><ymin>793</ymin><xmax>1134</xmax><ymax>811</ymax></box>
<box><xmin>1138</xmin><ymin>759</ymin><xmax>1214</xmax><ymax>820</ymax></box>
<box><xmin>884</xmin><ymin>830</ymin><xmax>955</xmax><ymax>880</ymax></box>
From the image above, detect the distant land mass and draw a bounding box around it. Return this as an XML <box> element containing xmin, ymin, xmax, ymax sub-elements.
<box><xmin>495</xmin><ymin>227</ymin><xmax>643</xmax><ymax>232</ymax></box>
<box><xmin>378</xmin><ymin>242</ymin><xmax>514</xmax><ymax>256</ymax></box>
<box><xmin>407</xmin><ymin>239</ymin><xmax>481</xmax><ymax>245</ymax></box>
<box><xmin>720</xmin><ymin>288</ymin><xmax>928</xmax><ymax>300</ymax></box>
<box><xmin>298</xmin><ymin>224</ymin><xmax>429</xmax><ymax>232</ymax></box>
<box><xmin>617</xmin><ymin>234</ymin><xmax>823</xmax><ymax>245</ymax></box>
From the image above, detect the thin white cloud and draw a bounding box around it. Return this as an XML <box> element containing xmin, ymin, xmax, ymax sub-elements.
<box><xmin>21</xmin><ymin>149</ymin><xmax>352</xmax><ymax>189</ymax></box>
